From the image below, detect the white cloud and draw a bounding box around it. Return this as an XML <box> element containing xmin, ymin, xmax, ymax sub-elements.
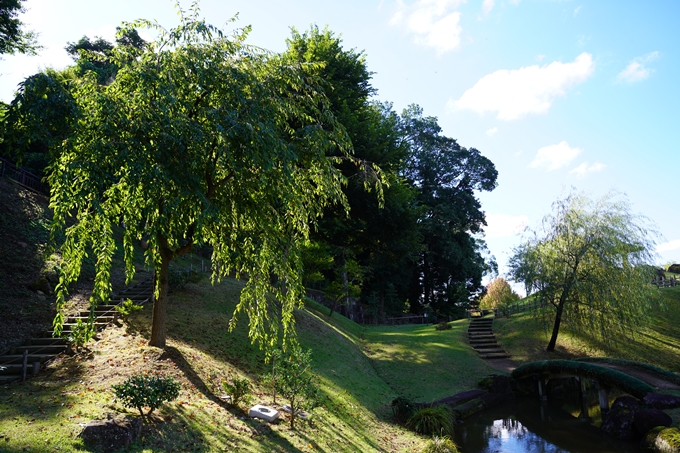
<box><xmin>569</xmin><ymin>161</ymin><xmax>605</xmax><ymax>178</ymax></box>
<box><xmin>482</xmin><ymin>0</ymin><xmax>494</xmax><ymax>14</ymax></box>
<box><xmin>484</xmin><ymin>214</ymin><xmax>529</xmax><ymax>238</ymax></box>
<box><xmin>529</xmin><ymin>141</ymin><xmax>583</xmax><ymax>171</ymax></box>
<box><xmin>657</xmin><ymin>240</ymin><xmax>680</xmax><ymax>253</ymax></box>
<box><xmin>485</xmin><ymin>127</ymin><xmax>498</xmax><ymax>136</ymax></box>
<box><xmin>617</xmin><ymin>52</ymin><xmax>660</xmax><ymax>83</ymax></box>
<box><xmin>450</xmin><ymin>52</ymin><xmax>594</xmax><ymax>120</ymax></box>
<box><xmin>509</xmin><ymin>0</ymin><xmax>520</xmax><ymax>5</ymax></box>
<box><xmin>536</xmin><ymin>54</ymin><xmax>545</xmax><ymax>61</ymax></box>
<box><xmin>391</xmin><ymin>0</ymin><xmax>466</xmax><ymax>54</ymax></box>
<box><xmin>574</xmin><ymin>6</ymin><xmax>582</xmax><ymax>16</ymax></box>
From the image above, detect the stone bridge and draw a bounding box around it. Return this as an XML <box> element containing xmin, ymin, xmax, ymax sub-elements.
<box><xmin>511</xmin><ymin>359</ymin><xmax>655</xmax><ymax>416</ymax></box>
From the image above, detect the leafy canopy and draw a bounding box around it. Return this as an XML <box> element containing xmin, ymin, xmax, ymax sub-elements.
<box><xmin>0</xmin><ymin>0</ymin><xmax>40</xmax><ymax>55</ymax></box>
<box><xmin>509</xmin><ymin>191</ymin><xmax>661</xmax><ymax>351</ymax></box>
<box><xmin>478</xmin><ymin>277</ymin><xmax>519</xmax><ymax>310</ymax></box>
<box><xmin>49</xmin><ymin>4</ymin><xmax>353</xmax><ymax>351</ymax></box>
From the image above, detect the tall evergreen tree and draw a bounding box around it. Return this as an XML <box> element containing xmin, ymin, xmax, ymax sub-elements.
<box><xmin>400</xmin><ymin>105</ymin><xmax>497</xmax><ymax>317</ymax></box>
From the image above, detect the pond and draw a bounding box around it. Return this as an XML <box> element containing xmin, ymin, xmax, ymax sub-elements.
<box><xmin>455</xmin><ymin>398</ymin><xmax>644</xmax><ymax>453</ymax></box>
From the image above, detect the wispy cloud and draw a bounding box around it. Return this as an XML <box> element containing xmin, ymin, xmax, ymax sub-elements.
<box><xmin>482</xmin><ymin>0</ymin><xmax>494</xmax><ymax>15</ymax></box>
<box><xmin>617</xmin><ymin>51</ymin><xmax>660</xmax><ymax>83</ymax></box>
<box><xmin>569</xmin><ymin>161</ymin><xmax>605</xmax><ymax>178</ymax></box>
<box><xmin>450</xmin><ymin>53</ymin><xmax>594</xmax><ymax>120</ymax></box>
<box><xmin>390</xmin><ymin>0</ymin><xmax>466</xmax><ymax>54</ymax></box>
<box><xmin>574</xmin><ymin>6</ymin><xmax>582</xmax><ymax>16</ymax></box>
<box><xmin>484</xmin><ymin>214</ymin><xmax>529</xmax><ymax>238</ymax></box>
<box><xmin>485</xmin><ymin>127</ymin><xmax>498</xmax><ymax>136</ymax></box>
<box><xmin>529</xmin><ymin>141</ymin><xmax>583</xmax><ymax>171</ymax></box>
<box><xmin>657</xmin><ymin>240</ymin><xmax>680</xmax><ymax>253</ymax></box>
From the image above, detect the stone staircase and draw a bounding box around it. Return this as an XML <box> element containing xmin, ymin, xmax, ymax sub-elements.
<box><xmin>0</xmin><ymin>278</ymin><xmax>154</xmax><ymax>385</ymax></box>
<box><xmin>467</xmin><ymin>316</ymin><xmax>510</xmax><ymax>360</ymax></box>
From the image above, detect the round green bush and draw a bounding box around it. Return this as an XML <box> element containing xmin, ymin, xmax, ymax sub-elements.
<box><xmin>421</xmin><ymin>436</ymin><xmax>460</xmax><ymax>453</ymax></box>
<box><xmin>113</xmin><ymin>374</ymin><xmax>181</xmax><ymax>417</ymax></box>
<box><xmin>407</xmin><ymin>406</ymin><xmax>454</xmax><ymax>436</ymax></box>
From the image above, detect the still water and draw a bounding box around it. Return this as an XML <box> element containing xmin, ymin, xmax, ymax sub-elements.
<box><xmin>455</xmin><ymin>399</ymin><xmax>644</xmax><ymax>453</ymax></box>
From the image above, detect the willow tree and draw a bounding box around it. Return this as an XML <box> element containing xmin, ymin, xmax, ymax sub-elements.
<box><xmin>49</xmin><ymin>6</ymin><xmax>352</xmax><ymax>349</ymax></box>
<box><xmin>509</xmin><ymin>192</ymin><xmax>660</xmax><ymax>352</ymax></box>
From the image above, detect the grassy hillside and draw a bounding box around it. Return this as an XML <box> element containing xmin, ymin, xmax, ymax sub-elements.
<box><xmin>0</xmin><ymin>179</ymin><xmax>55</xmax><ymax>353</ymax></box>
<box><xmin>2</xmin><ymin>277</ymin><xmax>480</xmax><ymax>452</ymax></box>
<box><xmin>364</xmin><ymin>322</ymin><xmax>497</xmax><ymax>403</ymax></box>
<box><xmin>494</xmin><ymin>287</ymin><xmax>680</xmax><ymax>372</ymax></box>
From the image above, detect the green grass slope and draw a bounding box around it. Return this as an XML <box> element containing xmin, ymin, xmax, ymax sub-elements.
<box><xmin>364</xmin><ymin>322</ymin><xmax>497</xmax><ymax>403</ymax></box>
<box><xmin>1</xmin><ymin>277</ymin><xmax>490</xmax><ymax>452</ymax></box>
<box><xmin>494</xmin><ymin>287</ymin><xmax>680</xmax><ymax>372</ymax></box>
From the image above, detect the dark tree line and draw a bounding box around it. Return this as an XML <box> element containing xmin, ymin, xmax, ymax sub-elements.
<box><xmin>285</xmin><ymin>27</ymin><xmax>497</xmax><ymax>322</ymax></box>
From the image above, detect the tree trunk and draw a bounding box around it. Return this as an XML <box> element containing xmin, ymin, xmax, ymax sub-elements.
<box><xmin>546</xmin><ymin>298</ymin><xmax>565</xmax><ymax>352</ymax></box>
<box><xmin>149</xmin><ymin>235</ymin><xmax>172</xmax><ymax>348</ymax></box>
<box><xmin>547</xmin><ymin>260</ymin><xmax>579</xmax><ymax>352</ymax></box>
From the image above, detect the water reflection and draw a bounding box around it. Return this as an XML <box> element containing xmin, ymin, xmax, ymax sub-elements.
<box><xmin>455</xmin><ymin>399</ymin><xmax>644</xmax><ymax>453</ymax></box>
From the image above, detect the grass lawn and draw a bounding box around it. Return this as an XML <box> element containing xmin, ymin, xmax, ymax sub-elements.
<box><xmin>494</xmin><ymin>286</ymin><xmax>680</xmax><ymax>372</ymax></box>
<box><xmin>2</xmin><ymin>278</ymin><xmax>472</xmax><ymax>452</ymax></box>
<box><xmin>363</xmin><ymin>321</ymin><xmax>498</xmax><ymax>403</ymax></box>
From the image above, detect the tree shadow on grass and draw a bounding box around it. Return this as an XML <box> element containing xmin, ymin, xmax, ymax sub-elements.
<box><xmin>148</xmin><ymin>346</ymin><xmax>305</xmax><ymax>452</ymax></box>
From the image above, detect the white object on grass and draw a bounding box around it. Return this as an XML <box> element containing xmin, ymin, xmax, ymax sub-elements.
<box><xmin>249</xmin><ymin>404</ymin><xmax>279</xmax><ymax>422</ymax></box>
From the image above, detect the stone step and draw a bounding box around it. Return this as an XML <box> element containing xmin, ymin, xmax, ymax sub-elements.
<box><xmin>469</xmin><ymin>340</ymin><xmax>498</xmax><ymax>346</ymax></box>
<box><xmin>0</xmin><ymin>363</ymin><xmax>42</xmax><ymax>376</ymax></box>
<box><xmin>468</xmin><ymin>333</ymin><xmax>495</xmax><ymax>338</ymax></box>
<box><xmin>470</xmin><ymin>320</ymin><xmax>493</xmax><ymax>324</ymax></box>
<box><xmin>12</xmin><ymin>345</ymin><xmax>68</xmax><ymax>354</ymax></box>
<box><xmin>475</xmin><ymin>347</ymin><xmax>506</xmax><ymax>354</ymax></box>
<box><xmin>468</xmin><ymin>329</ymin><xmax>493</xmax><ymax>334</ymax></box>
<box><xmin>75</xmin><ymin>312</ymin><xmax>118</xmax><ymax>319</ymax></box>
<box><xmin>478</xmin><ymin>352</ymin><xmax>511</xmax><ymax>359</ymax></box>
<box><xmin>0</xmin><ymin>354</ymin><xmax>56</xmax><ymax>365</ymax></box>
<box><xmin>111</xmin><ymin>295</ymin><xmax>151</xmax><ymax>302</ymax></box>
<box><xmin>0</xmin><ymin>364</ymin><xmax>23</xmax><ymax>374</ymax></box>
<box><xmin>62</xmin><ymin>321</ymin><xmax>110</xmax><ymax>328</ymax></box>
<box><xmin>24</xmin><ymin>338</ymin><xmax>68</xmax><ymax>346</ymax></box>
<box><xmin>68</xmin><ymin>316</ymin><xmax>115</xmax><ymax>323</ymax></box>
<box><xmin>0</xmin><ymin>375</ymin><xmax>20</xmax><ymax>384</ymax></box>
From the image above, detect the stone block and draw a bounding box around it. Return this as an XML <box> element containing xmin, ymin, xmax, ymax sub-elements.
<box><xmin>249</xmin><ymin>404</ymin><xmax>279</xmax><ymax>422</ymax></box>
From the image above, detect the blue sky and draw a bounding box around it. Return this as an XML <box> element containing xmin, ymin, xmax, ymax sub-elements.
<box><xmin>2</xmin><ymin>0</ymin><xmax>679</xmax><ymax>283</ymax></box>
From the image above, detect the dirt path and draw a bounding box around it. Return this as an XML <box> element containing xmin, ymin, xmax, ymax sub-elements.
<box><xmin>483</xmin><ymin>357</ymin><xmax>520</xmax><ymax>374</ymax></box>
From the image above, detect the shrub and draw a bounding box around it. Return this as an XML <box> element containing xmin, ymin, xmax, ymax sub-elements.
<box><xmin>66</xmin><ymin>318</ymin><xmax>94</xmax><ymax>351</ymax></box>
<box><xmin>168</xmin><ymin>268</ymin><xmax>202</xmax><ymax>291</ymax></box>
<box><xmin>114</xmin><ymin>298</ymin><xmax>143</xmax><ymax>322</ymax></box>
<box><xmin>222</xmin><ymin>377</ymin><xmax>251</xmax><ymax>407</ymax></box>
<box><xmin>435</xmin><ymin>322</ymin><xmax>451</xmax><ymax>331</ymax></box>
<box><xmin>392</xmin><ymin>396</ymin><xmax>415</xmax><ymax>423</ymax></box>
<box><xmin>113</xmin><ymin>374</ymin><xmax>181</xmax><ymax>417</ymax></box>
<box><xmin>421</xmin><ymin>435</ymin><xmax>460</xmax><ymax>453</ymax></box>
<box><xmin>407</xmin><ymin>406</ymin><xmax>454</xmax><ymax>436</ymax></box>
<box><xmin>264</xmin><ymin>345</ymin><xmax>319</xmax><ymax>429</ymax></box>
